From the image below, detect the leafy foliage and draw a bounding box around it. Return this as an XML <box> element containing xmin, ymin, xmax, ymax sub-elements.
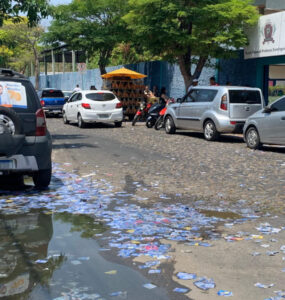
<box><xmin>123</xmin><ymin>0</ymin><xmax>259</xmax><ymax>88</ymax></box>
<box><xmin>0</xmin><ymin>0</ymin><xmax>49</xmax><ymax>26</ymax></box>
<box><xmin>45</xmin><ymin>0</ymin><xmax>130</xmax><ymax>74</ymax></box>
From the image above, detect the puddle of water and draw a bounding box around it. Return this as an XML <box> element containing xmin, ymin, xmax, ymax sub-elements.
<box><xmin>0</xmin><ymin>209</ymin><xmax>170</xmax><ymax>300</ymax></box>
<box><xmin>199</xmin><ymin>209</ymin><xmax>243</xmax><ymax>220</ymax></box>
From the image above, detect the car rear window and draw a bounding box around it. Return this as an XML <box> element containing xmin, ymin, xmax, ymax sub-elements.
<box><xmin>229</xmin><ymin>90</ymin><xmax>261</xmax><ymax>104</ymax></box>
<box><xmin>86</xmin><ymin>93</ymin><xmax>116</xmax><ymax>101</ymax></box>
<box><xmin>42</xmin><ymin>90</ymin><xmax>64</xmax><ymax>98</ymax></box>
<box><xmin>0</xmin><ymin>79</ymin><xmax>39</xmax><ymax>112</ymax></box>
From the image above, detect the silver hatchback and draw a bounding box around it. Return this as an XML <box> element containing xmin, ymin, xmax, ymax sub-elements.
<box><xmin>164</xmin><ymin>86</ymin><xmax>264</xmax><ymax>141</ymax></box>
<box><xmin>243</xmin><ymin>96</ymin><xmax>285</xmax><ymax>149</ymax></box>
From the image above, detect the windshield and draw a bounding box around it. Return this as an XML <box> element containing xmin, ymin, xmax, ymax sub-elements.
<box><xmin>86</xmin><ymin>93</ymin><xmax>115</xmax><ymax>101</ymax></box>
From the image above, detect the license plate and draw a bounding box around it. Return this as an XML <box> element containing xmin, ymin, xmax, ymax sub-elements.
<box><xmin>98</xmin><ymin>114</ymin><xmax>109</xmax><ymax>119</ymax></box>
<box><xmin>0</xmin><ymin>159</ymin><xmax>15</xmax><ymax>170</ymax></box>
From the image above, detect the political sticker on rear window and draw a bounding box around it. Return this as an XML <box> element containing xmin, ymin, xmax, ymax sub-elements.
<box><xmin>0</xmin><ymin>81</ymin><xmax>27</xmax><ymax>108</ymax></box>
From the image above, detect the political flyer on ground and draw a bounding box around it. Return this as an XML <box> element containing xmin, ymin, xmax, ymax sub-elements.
<box><xmin>0</xmin><ymin>81</ymin><xmax>27</xmax><ymax>108</ymax></box>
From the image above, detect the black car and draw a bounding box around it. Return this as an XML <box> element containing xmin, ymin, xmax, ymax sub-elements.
<box><xmin>0</xmin><ymin>69</ymin><xmax>52</xmax><ymax>188</ymax></box>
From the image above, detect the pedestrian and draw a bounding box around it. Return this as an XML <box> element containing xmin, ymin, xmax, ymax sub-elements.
<box><xmin>209</xmin><ymin>76</ymin><xmax>218</xmax><ymax>86</ymax></box>
<box><xmin>159</xmin><ymin>87</ymin><xmax>168</xmax><ymax>105</ymax></box>
<box><xmin>144</xmin><ymin>85</ymin><xmax>152</xmax><ymax>97</ymax></box>
<box><xmin>73</xmin><ymin>84</ymin><xmax>81</xmax><ymax>92</ymax></box>
<box><xmin>90</xmin><ymin>85</ymin><xmax>97</xmax><ymax>90</ymax></box>
<box><xmin>188</xmin><ymin>79</ymin><xmax>199</xmax><ymax>92</ymax></box>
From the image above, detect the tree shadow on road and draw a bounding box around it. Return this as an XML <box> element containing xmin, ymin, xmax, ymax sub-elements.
<box><xmin>176</xmin><ymin>131</ymin><xmax>244</xmax><ymax>143</ymax></box>
<box><xmin>52</xmin><ymin>143</ymin><xmax>99</xmax><ymax>150</ymax></box>
<box><xmin>52</xmin><ymin>134</ymin><xmax>88</xmax><ymax>140</ymax></box>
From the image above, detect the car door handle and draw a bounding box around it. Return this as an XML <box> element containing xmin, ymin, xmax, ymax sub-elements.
<box><xmin>281</xmin><ymin>116</ymin><xmax>285</xmax><ymax>120</ymax></box>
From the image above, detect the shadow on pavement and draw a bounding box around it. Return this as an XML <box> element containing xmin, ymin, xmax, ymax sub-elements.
<box><xmin>52</xmin><ymin>134</ymin><xmax>88</xmax><ymax>140</ymax></box>
<box><xmin>176</xmin><ymin>131</ymin><xmax>244</xmax><ymax>143</ymax></box>
<box><xmin>52</xmin><ymin>143</ymin><xmax>99</xmax><ymax>150</ymax></box>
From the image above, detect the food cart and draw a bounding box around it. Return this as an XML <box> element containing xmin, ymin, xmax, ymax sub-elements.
<box><xmin>101</xmin><ymin>67</ymin><xmax>147</xmax><ymax>120</ymax></box>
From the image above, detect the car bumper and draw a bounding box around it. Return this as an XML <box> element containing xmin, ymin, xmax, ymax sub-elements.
<box><xmin>43</xmin><ymin>105</ymin><xmax>63</xmax><ymax>113</ymax></box>
<box><xmin>0</xmin><ymin>154</ymin><xmax>39</xmax><ymax>174</ymax></box>
<box><xmin>1</xmin><ymin>134</ymin><xmax>53</xmax><ymax>174</ymax></box>
<box><xmin>81</xmin><ymin>109</ymin><xmax>123</xmax><ymax>123</ymax></box>
<box><xmin>216</xmin><ymin>119</ymin><xmax>245</xmax><ymax>134</ymax></box>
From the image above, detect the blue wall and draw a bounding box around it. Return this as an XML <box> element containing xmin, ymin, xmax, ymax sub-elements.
<box><xmin>30</xmin><ymin>60</ymin><xmax>216</xmax><ymax>99</ymax></box>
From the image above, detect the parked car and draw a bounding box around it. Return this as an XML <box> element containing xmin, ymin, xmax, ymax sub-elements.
<box><xmin>0</xmin><ymin>68</ymin><xmax>52</xmax><ymax>188</ymax></box>
<box><xmin>164</xmin><ymin>86</ymin><xmax>265</xmax><ymax>141</ymax></box>
<box><xmin>62</xmin><ymin>90</ymin><xmax>123</xmax><ymax>128</ymax></box>
<box><xmin>243</xmin><ymin>96</ymin><xmax>285</xmax><ymax>149</ymax></box>
<box><xmin>37</xmin><ymin>88</ymin><xmax>65</xmax><ymax>116</ymax></box>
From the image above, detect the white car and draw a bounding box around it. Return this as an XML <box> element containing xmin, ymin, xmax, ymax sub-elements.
<box><xmin>62</xmin><ymin>90</ymin><xmax>123</xmax><ymax>128</ymax></box>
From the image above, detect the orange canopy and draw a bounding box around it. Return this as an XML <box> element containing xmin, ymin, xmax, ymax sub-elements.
<box><xmin>101</xmin><ymin>67</ymin><xmax>147</xmax><ymax>79</ymax></box>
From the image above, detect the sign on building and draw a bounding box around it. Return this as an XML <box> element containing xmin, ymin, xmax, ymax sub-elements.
<box><xmin>77</xmin><ymin>63</ymin><xmax>87</xmax><ymax>74</ymax></box>
<box><xmin>244</xmin><ymin>11</ymin><xmax>285</xmax><ymax>59</ymax></box>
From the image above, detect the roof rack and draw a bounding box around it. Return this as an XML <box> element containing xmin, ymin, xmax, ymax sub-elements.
<box><xmin>0</xmin><ymin>69</ymin><xmax>26</xmax><ymax>79</ymax></box>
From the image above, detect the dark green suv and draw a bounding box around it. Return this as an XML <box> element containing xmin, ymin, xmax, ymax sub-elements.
<box><xmin>0</xmin><ymin>69</ymin><xmax>52</xmax><ymax>188</ymax></box>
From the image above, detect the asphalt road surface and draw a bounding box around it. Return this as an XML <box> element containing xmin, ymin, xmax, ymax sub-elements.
<box><xmin>0</xmin><ymin>118</ymin><xmax>284</xmax><ymax>300</ymax></box>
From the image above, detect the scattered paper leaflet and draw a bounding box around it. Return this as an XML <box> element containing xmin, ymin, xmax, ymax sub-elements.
<box><xmin>0</xmin><ymin>81</ymin><xmax>27</xmax><ymax>108</ymax></box>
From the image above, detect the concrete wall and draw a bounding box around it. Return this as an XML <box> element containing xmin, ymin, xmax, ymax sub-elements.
<box><xmin>30</xmin><ymin>60</ymin><xmax>216</xmax><ymax>99</ymax></box>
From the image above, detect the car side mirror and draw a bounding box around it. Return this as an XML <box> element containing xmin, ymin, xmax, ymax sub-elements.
<box><xmin>263</xmin><ymin>106</ymin><xmax>272</xmax><ymax>113</ymax></box>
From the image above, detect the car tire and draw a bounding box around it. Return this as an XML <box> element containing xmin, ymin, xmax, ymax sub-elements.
<box><xmin>154</xmin><ymin>116</ymin><xmax>164</xmax><ymax>130</ymax></box>
<box><xmin>32</xmin><ymin>168</ymin><xmax>52</xmax><ymax>189</ymax></box>
<box><xmin>0</xmin><ymin>106</ymin><xmax>22</xmax><ymax>134</ymax></box>
<box><xmin>78</xmin><ymin>114</ymin><xmax>86</xmax><ymax>128</ymax></box>
<box><xmin>246</xmin><ymin>127</ymin><xmax>261</xmax><ymax>150</ymax></box>
<box><xmin>63</xmin><ymin>111</ymin><xmax>69</xmax><ymax>124</ymax></box>
<box><xmin>114</xmin><ymin>121</ymin><xmax>122</xmax><ymax>127</ymax></box>
<box><xmin>132</xmin><ymin>115</ymin><xmax>140</xmax><ymax>126</ymax></box>
<box><xmin>165</xmin><ymin>116</ymin><xmax>176</xmax><ymax>134</ymax></box>
<box><xmin>203</xmin><ymin>120</ymin><xmax>219</xmax><ymax>141</ymax></box>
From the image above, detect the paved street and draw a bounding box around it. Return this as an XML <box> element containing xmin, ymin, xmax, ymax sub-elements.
<box><xmin>0</xmin><ymin>118</ymin><xmax>285</xmax><ymax>300</ymax></box>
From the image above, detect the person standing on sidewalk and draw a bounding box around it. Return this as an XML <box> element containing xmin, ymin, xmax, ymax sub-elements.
<box><xmin>73</xmin><ymin>84</ymin><xmax>81</xmax><ymax>92</ymax></box>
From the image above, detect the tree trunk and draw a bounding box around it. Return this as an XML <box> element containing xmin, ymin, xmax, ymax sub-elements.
<box><xmin>34</xmin><ymin>57</ymin><xmax>40</xmax><ymax>91</ymax></box>
<box><xmin>98</xmin><ymin>63</ymin><xmax>107</xmax><ymax>75</ymax></box>
<box><xmin>178</xmin><ymin>55</ymin><xmax>208</xmax><ymax>91</ymax></box>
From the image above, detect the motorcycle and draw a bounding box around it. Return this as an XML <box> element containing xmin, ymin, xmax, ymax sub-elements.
<box><xmin>132</xmin><ymin>101</ymin><xmax>152</xmax><ymax>126</ymax></box>
<box><xmin>154</xmin><ymin>98</ymin><xmax>175</xmax><ymax>130</ymax></box>
<box><xmin>145</xmin><ymin>102</ymin><xmax>166</xmax><ymax>128</ymax></box>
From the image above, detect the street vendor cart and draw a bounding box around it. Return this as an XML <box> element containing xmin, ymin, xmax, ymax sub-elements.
<box><xmin>101</xmin><ymin>67</ymin><xmax>147</xmax><ymax>120</ymax></box>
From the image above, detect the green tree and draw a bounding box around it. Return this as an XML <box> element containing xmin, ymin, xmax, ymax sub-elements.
<box><xmin>123</xmin><ymin>0</ymin><xmax>259</xmax><ymax>90</ymax></box>
<box><xmin>45</xmin><ymin>0</ymin><xmax>129</xmax><ymax>75</ymax></box>
<box><xmin>0</xmin><ymin>0</ymin><xmax>49</xmax><ymax>26</ymax></box>
<box><xmin>0</xmin><ymin>19</ymin><xmax>44</xmax><ymax>89</ymax></box>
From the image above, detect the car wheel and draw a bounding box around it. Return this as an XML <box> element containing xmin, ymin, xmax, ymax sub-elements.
<box><xmin>32</xmin><ymin>168</ymin><xmax>52</xmax><ymax>189</ymax></box>
<box><xmin>132</xmin><ymin>115</ymin><xmax>140</xmax><ymax>126</ymax></box>
<box><xmin>78</xmin><ymin>114</ymin><xmax>86</xmax><ymax>128</ymax></box>
<box><xmin>246</xmin><ymin>127</ymin><xmax>261</xmax><ymax>150</ymax></box>
<box><xmin>0</xmin><ymin>106</ymin><xmax>22</xmax><ymax>134</ymax></box>
<box><xmin>63</xmin><ymin>111</ymin><xmax>69</xmax><ymax>124</ymax></box>
<box><xmin>165</xmin><ymin>116</ymin><xmax>176</xmax><ymax>134</ymax></box>
<box><xmin>204</xmin><ymin>120</ymin><xmax>219</xmax><ymax>141</ymax></box>
<box><xmin>114</xmin><ymin>121</ymin><xmax>122</xmax><ymax>127</ymax></box>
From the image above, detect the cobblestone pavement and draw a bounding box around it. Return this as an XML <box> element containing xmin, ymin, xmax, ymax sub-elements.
<box><xmin>50</xmin><ymin>119</ymin><xmax>285</xmax><ymax>213</ymax></box>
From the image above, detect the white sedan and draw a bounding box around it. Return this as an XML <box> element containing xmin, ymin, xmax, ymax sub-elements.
<box><xmin>62</xmin><ymin>90</ymin><xmax>123</xmax><ymax>128</ymax></box>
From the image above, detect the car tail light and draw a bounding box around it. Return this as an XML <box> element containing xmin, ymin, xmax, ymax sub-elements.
<box><xmin>35</xmin><ymin>108</ymin><xmax>47</xmax><ymax>136</ymax></box>
<box><xmin>230</xmin><ymin>121</ymin><xmax>236</xmax><ymax>125</ymax></box>
<box><xmin>116</xmin><ymin>102</ymin><xmax>122</xmax><ymax>109</ymax></box>
<box><xmin>81</xmin><ymin>103</ymin><xmax>91</xmax><ymax>109</ymax></box>
<box><xmin>220</xmin><ymin>94</ymin><xmax>228</xmax><ymax>111</ymax></box>
<box><xmin>40</xmin><ymin>99</ymin><xmax>45</xmax><ymax>107</ymax></box>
